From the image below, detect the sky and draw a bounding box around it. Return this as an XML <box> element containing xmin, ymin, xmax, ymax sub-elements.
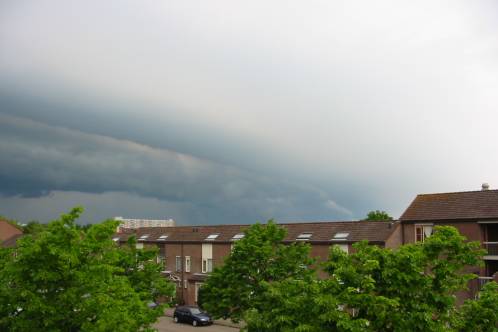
<box><xmin>1</xmin><ymin>0</ymin><xmax>498</xmax><ymax>225</ymax></box>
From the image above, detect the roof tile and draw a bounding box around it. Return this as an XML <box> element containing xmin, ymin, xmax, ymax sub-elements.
<box><xmin>400</xmin><ymin>190</ymin><xmax>498</xmax><ymax>221</ymax></box>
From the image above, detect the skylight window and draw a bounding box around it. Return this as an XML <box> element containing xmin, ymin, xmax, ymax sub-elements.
<box><xmin>158</xmin><ymin>235</ymin><xmax>168</xmax><ymax>240</ymax></box>
<box><xmin>332</xmin><ymin>232</ymin><xmax>349</xmax><ymax>240</ymax></box>
<box><xmin>296</xmin><ymin>232</ymin><xmax>313</xmax><ymax>240</ymax></box>
<box><xmin>205</xmin><ymin>234</ymin><xmax>220</xmax><ymax>241</ymax></box>
<box><xmin>138</xmin><ymin>234</ymin><xmax>149</xmax><ymax>241</ymax></box>
<box><xmin>231</xmin><ymin>233</ymin><xmax>245</xmax><ymax>240</ymax></box>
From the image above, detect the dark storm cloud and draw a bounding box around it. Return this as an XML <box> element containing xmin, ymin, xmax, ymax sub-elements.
<box><xmin>0</xmin><ymin>113</ymin><xmax>353</xmax><ymax>223</ymax></box>
<box><xmin>1</xmin><ymin>0</ymin><xmax>498</xmax><ymax>224</ymax></box>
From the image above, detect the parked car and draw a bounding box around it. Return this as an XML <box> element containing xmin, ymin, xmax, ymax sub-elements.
<box><xmin>173</xmin><ymin>306</ymin><xmax>213</xmax><ymax>326</ymax></box>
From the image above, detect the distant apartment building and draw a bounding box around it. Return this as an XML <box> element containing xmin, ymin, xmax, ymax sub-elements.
<box><xmin>115</xmin><ymin>220</ymin><xmax>400</xmax><ymax>305</ymax></box>
<box><xmin>115</xmin><ymin>216</ymin><xmax>175</xmax><ymax>230</ymax></box>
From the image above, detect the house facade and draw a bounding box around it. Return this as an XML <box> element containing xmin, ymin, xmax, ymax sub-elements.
<box><xmin>117</xmin><ymin>221</ymin><xmax>400</xmax><ymax>305</ymax></box>
<box><xmin>400</xmin><ymin>186</ymin><xmax>498</xmax><ymax>299</ymax></box>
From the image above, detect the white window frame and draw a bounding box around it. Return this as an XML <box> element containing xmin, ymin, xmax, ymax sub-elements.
<box><xmin>184</xmin><ymin>279</ymin><xmax>188</xmax><ymax>289</ymax></box>
<box><xmin>202</xmin><ymin>243</ymin><xmax>213</xmax><ymax>273</ymax></box>
<box><xmin>185</xmin><ymin>256</ymin><xmax>191</xmax><ymax>273</ymax></box>
<box><xmin>175</xmin><ymin>256</ymin><xmax>182</xmax><ymax>272</ymax></box>
<box><xmin>415</xmin><ymin>224</ymin><xmax>433</xmax><ymax>242</ymax></box>
<box><xmin>202</xmin><ymin>258</ymin><xmax>213</xmax><ymax>273</ymax></box>
<box><xmin>205</xmin><ymin>234</ymin><xmax>220</xmax><ymax>241</ymax></box>
<box><xmin>296</xmin><ymin>232</ymin><xmax>313</xmax><ymax>241</ymax></box>
<box><xmin>231</xmin><ymin>233</ymin><xmax>245</xmax><ymax>241</ymax></box>
<box><xmin>333</xmin><ymin>232</ymin><xmax>350</xmax><ymax>240</ymax></box>
<box><xmin>138</xmin><ymin>234</ymin><xmax>149</xmax><ymax>241</ymax></box>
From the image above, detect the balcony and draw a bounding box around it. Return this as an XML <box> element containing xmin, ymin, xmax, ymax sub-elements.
<box><xmin>469</xmin><ymin>277</ymin><xmax>494</xmax><ymax>299</ymax></box>
<box><xmin>477</xmin><ymin>276</ymin><xmax>493</xmax><ymax>290</ymax></box>
<box><xmin>483</xmin><ymin>242</ymin><xmax>498</xmax><ymax>258</ymax></box>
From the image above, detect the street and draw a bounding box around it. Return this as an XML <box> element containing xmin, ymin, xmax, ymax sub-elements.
<box><xmin>154</xmin><ymin>316</ymin><xmax>240</xmax><ymax>332</ymax></box>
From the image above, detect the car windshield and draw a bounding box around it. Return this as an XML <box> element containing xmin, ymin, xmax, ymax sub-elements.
<box><xmin>189</xmin><ymin>308</ymin><xmax>202</xmax><ymax>314</ymax></box>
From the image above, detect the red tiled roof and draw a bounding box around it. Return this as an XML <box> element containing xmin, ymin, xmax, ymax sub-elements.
<box><xmin>1</xmin><ymin>233</ymin><xmax>23</xmax><ymax>248</ymax></box>
<box><xmin>400</xmin><ymin>189</ymin><xmax>498</xmax><ymax>221</ymax></box>
<box><xmin>115</xmin><ymin>220</ymin><xmax>398</xmax><ymax>244</ymax></box>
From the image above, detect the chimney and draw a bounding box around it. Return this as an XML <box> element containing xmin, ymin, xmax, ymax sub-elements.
<box><xmin>482</xmin><ymin>183</ymin><xmax>490</xmax><ymax>191</ymax></box>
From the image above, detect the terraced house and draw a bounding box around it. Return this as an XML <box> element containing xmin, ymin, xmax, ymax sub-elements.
<box><xmin>116</xmin><ymin>221</ymin><xmax>401</xmax><ymax>305</ymax></box>
<box><xmin>113</xmin><ymin>184</ymin><xmax>498</xmax><ymax>305</ymax></box>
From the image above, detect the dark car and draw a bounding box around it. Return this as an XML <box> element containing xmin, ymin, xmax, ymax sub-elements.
<box><xmin>173</xmin><ymin>306</ymin><xmax>213</xmax><ymax>326</ymax></box>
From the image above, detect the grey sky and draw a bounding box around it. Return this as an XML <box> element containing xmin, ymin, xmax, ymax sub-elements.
<box><xmin>1</xmin><ymin>0</ymin><xmax>497</xmax><ymax>224</ymax></box>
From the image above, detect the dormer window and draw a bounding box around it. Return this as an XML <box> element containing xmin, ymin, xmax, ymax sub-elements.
<box><xmin>205</xmin><ymin>234</ymin><xmax>219</xmax><ymax>241</ymax></box>
<box><xmin>296</xmin><ymin>232</ymin><xmax>313</xmax><ymax>241</ymax></box>
<box><xmin>158</xmin><ymin>235</ymin><xmax>168</xmax><ymax>240</ymax></box>
<box><xmin>332</xmin><ymin>232</ymin><xmax>349</xmax><ymax>240</ymax></box>
<box><xmin>231</xmin><ymin>233</ymin><xmax>245</xmax><ymax>241</ymax></box>
<box><xmin>138</xmin><ymin>234</ymin><xmax>149</xmax><ymax>241</ymax></box>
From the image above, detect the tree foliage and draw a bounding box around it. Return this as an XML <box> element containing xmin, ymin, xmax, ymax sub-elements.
<box><xmin>199</xmin><ymin>220</ymin><xmax>314</xmax><ymax>323</ymax></box>
<box><xmin>364</xmin><ymin>210</ymin><xmax>393</xmax><ymax>221</ymax></box>
<box><xmin>0</xmin><ymin>207</ymin><xmax>175</xmax><ymax>332</ymax></box>
<box><xmin>201</xmin><ymin>222</ymin><xmax>489</xmax><ymax>332</ymax></box>
<box><xmin>456</xmin><ymin>281</ymin><xmax>498</xmax><ymax>332</ymax></box>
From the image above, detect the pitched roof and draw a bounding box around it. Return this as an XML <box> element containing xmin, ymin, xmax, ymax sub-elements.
<box><xmin>1</xmin><ymin>233</ymin><xmax>23</xmax><ymax>248</ymax></box>
<box><xmin>0</xmin><ymin>220</ymin><xmax>23</xmax><ymax>241</ymax></box>
<box><xmin>116</xmin><ymin>220</ymin><xmax>398</xmax><ymax>244</ymax></box>
<box><xmin>400</xmin><ymin>189</ymin><xmax>498</xmax><ymax>221</ymax></box>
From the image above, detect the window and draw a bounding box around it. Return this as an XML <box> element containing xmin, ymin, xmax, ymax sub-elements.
<box><xmin>135</xmin><ymin>243</ymin><xmax>144</xmax><ymax>250</ymax></box>
<box><xmin>185</xmin><ymin>256</ymin><xmax>191</xmax><ymax>272</ymax></box>
<box><xmin>112</xmin><ymin>237</ymin><xmax>120</xmax><ymax>242</ymax></box>
<box><xmin>158</xmin><ymin>235</ymin><xmax>168</xmax><ymax>240</ymax></box>
<box><xmin>184</xmin><ymin>280</ymin><xmax>188</xmax><ymax>289</ymax></box>
<box><xmin>201</xmin><ymin>243</ymin><xmax>213</xmax><ymax>273</ymax></box>
<box><xmin>332</xmin><ymin>232</ymin><xmax>349</xmax><ymax>240</ymax></box>
<box><xmin>335</xmin><ymin>244</ymin><xmax>349</xmax><ymax>254</ymax></box>
<box><xmin>157</xmin><ymin>254</ymin><xmax>166</xmax><ymax>267</ymax></box>
<box><xmin>202</xmin><ymin>258</ymin><xmax>213</xmax><ymax>273</ymax></box>
<box><xmin>175</xmin><ymin>256</ymin><xmax>182</xmax><ymax>272</ymax></box>
<box><xmin>138</xmin><ymin>234</ymin><xmax>149</xmax><ymax>241</ymax></box>
<box><xmin>296</xmin><ymin>232</ymin><xmax>313</xmax><ymax>241</ymax></box>
<box><xmin>415</xmin><ymin>225</ymin><xmax>433</xmax><ymax>242</ymax></box>
<box><xmin>231</xmin><ymin>233</ymin><xmax>245</xmax><ymax>241</ymax></box>
<box><xmin>205</xmin><ymin>234</ymin><xmax>220</xmax><ymax>241</ymax></box>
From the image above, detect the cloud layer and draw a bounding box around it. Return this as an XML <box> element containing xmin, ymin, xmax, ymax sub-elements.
<box><xmin>0</xmin><ymin>114</ymin><xmax>352</xmax><ymax>223</ymax></box>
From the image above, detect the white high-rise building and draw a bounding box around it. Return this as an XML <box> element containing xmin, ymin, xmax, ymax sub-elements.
<box><xmin>115</xmin><ymin>216</ymin><xmax>175</xmax><ymax>230</ymax></box>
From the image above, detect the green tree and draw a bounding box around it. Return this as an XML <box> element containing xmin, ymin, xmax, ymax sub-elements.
<box><xmin>323</xmin><ymin>226</ymin><xmax>484</xmax><ymax>331</ymax></box>
<box><xmin>199</xmin><ymin>220</ymin><xmax>314</xmax><ymax>323</ymax></box>
<box><xmin>364</xmin><ymin>210</ymin><xmax>393</xmax><ymax>221</ymax></box>
<box><xmin>22</xmin><ymin>220</ymin><xmax>46</xmax><ymax>235</ymax></box>
<box><xmin>203</xmin><ymin>222</ymin><xmax>485</xmax><ymax>332</ymax></box>
<box><xmin>455</xmin><ymin>281</ymin><xmax>498</xmax><ymax>332</ymax></box>
<box><xmin>0</xmin><ymin>207</ymin><xmax>175</xmax><ymax>332</ymax></box>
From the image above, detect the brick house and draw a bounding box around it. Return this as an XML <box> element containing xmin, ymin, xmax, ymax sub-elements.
<box><xmin>400</xmin><ymin>186</ymin><xmax>498</xmax><ymax>299</ymax></box>
<box><xmin>117</xmin><ymin>220</ymin><xmax>400</xmax><ymax>305</ymax></box>
<box><xmin>0</xmin><ymin>220</ymin><xmax>23</xmax><ymax>248</ymax></box>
